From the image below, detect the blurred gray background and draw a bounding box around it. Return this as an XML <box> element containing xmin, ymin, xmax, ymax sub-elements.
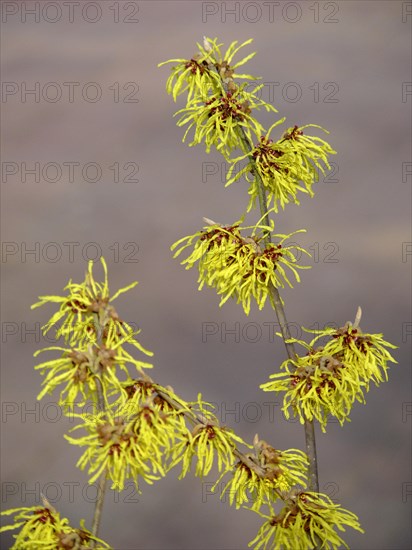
<box><xmin>1</xmin><ymin>1</ymin><xmax>411</xmax><ymax>549</ymax></box>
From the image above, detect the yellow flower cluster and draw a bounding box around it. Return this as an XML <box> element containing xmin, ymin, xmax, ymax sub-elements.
<box><xmin>261</xmin><ymin>322</ymin><xmax>397</xmax><ymax>431</ymax></box>
<box><xmin>32</xmin><ymin>259</ymin><xmax>153</xmax><ymax>409</ymax></box>
<box><xmin>227</xmin><ymin>121</ymin><xmax>336</xmax><ymax>212</ymax></box>
<box><xmin>29</xmin><ymin>261</ymin><xmax>260</xmax><ymax>497</ymax></box>
<box><xmin>66</xmin><ymin>396</ymin><xmax>188</xmax><ymax>490</ymax></box>
<box><xmin>172</xmin><ymin>218</ymin><xmax>310</xmax><ymax>315</ymax></box>
<box><xmin>213</xmin><ymin>437</ymin><xmax>308</xmax><ymax>512</ymax></box>
<box><xmin>249</xmin><ymin>491</ymin><xmax>364</xmax><ymax>550</ymax></box>
<box><xmin>159</xmin><ymin>37</ymin><xmax>335</xmax><ymax>209</ymax></box>
<box><xmin>0</xmin><ymin>505</ymin><xmax>111</xmax><ymax>549</ymax></box>
<box><xmin>31</xmin><ymin>257</ymin><xmax>142</xmax><ymax>348</ymax></box>
<box><xmin>158</xmin><ymin>37</ymin><xmax>259</xmax><ymax>103</ymax></box>
<box><xmin>174</xmin><ymin>85</ymin><xmax>277</xmax><ymax>160</ymax></box>
<box><xmin>169</xmin><ymin>394</ymin><xmax>249</xmax><ymax>479</ymax></box>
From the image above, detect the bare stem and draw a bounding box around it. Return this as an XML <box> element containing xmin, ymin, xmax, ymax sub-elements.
<box><xmin>90</xmin><ymin>315</ymin><xmax>108</xmax><ymax>543</ymax></box>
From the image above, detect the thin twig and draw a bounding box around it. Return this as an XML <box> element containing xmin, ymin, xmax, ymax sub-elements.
<box><xmin>90</xmin><ymin>315</ymin><xmax>108</xmax><ymax>544</ymax></box>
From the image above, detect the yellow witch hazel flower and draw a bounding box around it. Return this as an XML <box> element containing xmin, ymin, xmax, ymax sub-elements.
<box><xmin>252</xmin><ymin>437</ymin><xmax>308</xmax><ymax>494</ymax></box>
<box><xmin>261</xmin><ymin>347</ymin><xmax>366</xmax><ymax>432</ymax></box>
<box><xmin>0</xmin><ymin>504</ymin><xmax>111</xmax><ymax>549</ymax></box>
<box><xmin>227</xmin><ymin>120</ymin><xmax>336</xmax><ymax>212</ymax></box>
<box><xmin>214</xmin><ymin>460</ymin><xmax>268</xmax><ymax>511</ymax></box>
<box><xmin>34</xmin><ymin>338</ymin><xmax>153</xmax><ymax>408</ymax></box>
<box><xmin>110</xmin><ymin>375</ymin><xmax>193</xmax><ymax>424</ymax></box>
<box><xmin>31</xmin><ymin>257</ymin><xmax>150</xmax><ymax>350</ymax></box>
<box><xmin>160</xmin><ymin>37</ymin><xmax>277</xmax><ymax>160</ymax></box>
<box><xmin>170</xmin><ymin>394</ymin><xmax>248</xmax><ymax>479</ymax></box>
<box><xmin>213</xmin><ymin>436</ymin><xmax>308</xmax><ymax>512</ymax></box>
<box><xmin>34</xmin><ymin>345</ymin><xmax>98</xmax><ymax>406</ymax></box>
<box><xmin>31</xmin><ymin>258</ymin><xmax>153</xmax><ymax>408</ymax></box>
<box><xmin>310</xmin><ymin>315</ymin><xmax>397</xmax><ymax>387</ymax></box>
<box><xmin>249</xmin><ymin>491</ymin><xmax>364</xmax><ymax>550</ymax></box>
<box><xmin>173</xmin><ymin>84</ymin><xmax>276</xmax><ymax>160</ymax></box>
<box><xmin>171</xmin><ymin>215</ymin><xmax>310</xmax><ymax>315</ymax></box>
<box><xmin>65</xmin><ymin>396</ymin><xmax>189</xmax><ymax>491</ymax></box>
<box><xmin>158</xmin><ymin>37</ymin><xmax>260</xmax><ymax>103</ymax></box>
<box><xmin>261</xmin><ymin>309</ymin><xmax>397</xmax><ymax>432</ymax></box>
